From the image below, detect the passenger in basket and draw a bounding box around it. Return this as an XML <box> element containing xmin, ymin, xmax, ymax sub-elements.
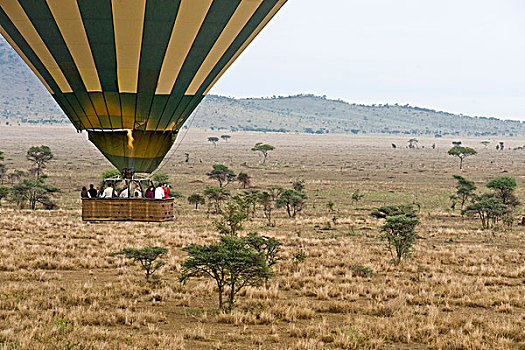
<box><xmin>103</xmin><ymin>183</ymin><xmax>114</xmax><ymax>198</ymax></box>
<box><xmin>119</xmin><ymin>187</ymin><xmax>129</xmax><ymax>198</ymax></box>
<box><xmin>134</xmin><ymin>185</ymin><xmax>143</xmax><ymax>198</ymax></box>
<box><xmin>88</xmin><ymin>184</ymin><xmax>98</xmax><ymax>198</ymax></box>
<box><xmin>145</xmin><ymin>186</ymin><xmax>154</xmax><ymax>199</ymax></box>
<box><xmin>155</xmin><ymin>184</ymin><xmax>165</xmax><ymax>199</ymax></box>
<box><xmin>163</xmin><ymin>183</ymin><xmax>171</xmax><ymax>198</ymax></box>
<box><xmin>81</xmin><ymin>186</ymin><xmax>89</xmax><ymax>199</ymax></box>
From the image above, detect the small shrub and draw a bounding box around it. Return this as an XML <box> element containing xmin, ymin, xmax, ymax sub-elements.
<box><xmin>350</xmin><ymin>265</ymin><xmax>373</xmax><ymax>277</ymax></box>
<box><xmin>111</xmin><ymin>247</ymin><xmax>167</xmax><ymax>280</ymax></box>
<box><xmin>292</xmin><ymin>249</ymin><xmax>307</xmax><ymax>265</ymax></box>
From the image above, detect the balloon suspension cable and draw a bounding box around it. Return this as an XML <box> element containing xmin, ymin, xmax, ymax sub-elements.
<box><xmin>152</xmin><ymin>104</ymin><xmax>201</xmax><ymax>175</ymax></box>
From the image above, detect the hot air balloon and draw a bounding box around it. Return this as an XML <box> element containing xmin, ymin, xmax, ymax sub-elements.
<box><xmin>0</xmin><ymin>0</ymin><xmax>287</xmax><ymax>174</ymax></box>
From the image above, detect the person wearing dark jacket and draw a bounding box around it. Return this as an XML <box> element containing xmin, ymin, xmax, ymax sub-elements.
<box><xmin>88</xmin><ymin>184</ymin><xmax>97</xmax><ymax>198</ymax></box>
<box><xmin>81</xmin><ymin>186</ymin><xmax>89</xmax><ymax>199</ymax></box>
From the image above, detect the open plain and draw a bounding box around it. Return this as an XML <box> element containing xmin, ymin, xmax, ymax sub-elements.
<box><xmin>0</xmin><ymin>126</ymin><xmax>524</xmax><ymax>349</ymax></box>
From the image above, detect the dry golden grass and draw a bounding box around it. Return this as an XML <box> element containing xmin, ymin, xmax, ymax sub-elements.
<box><xmin>0</xmin><ymin>126</ymin><xmax>524</xmax><ymax>349</ymax></box>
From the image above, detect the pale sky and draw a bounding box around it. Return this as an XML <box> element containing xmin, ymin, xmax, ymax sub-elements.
<box><xmin>211</xmin><ymin>0</ymin><xmax>525</xmax><ymax>121</ymax></box>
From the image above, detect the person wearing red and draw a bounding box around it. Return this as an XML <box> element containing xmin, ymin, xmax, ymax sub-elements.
<box><xmin>163</xmin><ymin>183</ymin><xmax>170</xmax><ymax>198</ymax></box>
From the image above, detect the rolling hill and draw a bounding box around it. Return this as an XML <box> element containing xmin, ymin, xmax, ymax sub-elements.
<box><xmin>0</xmin><ymin>37</ymin><xmax>523</xmax><ymax>137</ymax></box>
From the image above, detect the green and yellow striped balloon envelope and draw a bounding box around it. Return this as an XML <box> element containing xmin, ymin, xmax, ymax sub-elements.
<box><xmin>0</xmin><ymin>0</ymin><xmax>286</xmax><ymax>172</ymax></box>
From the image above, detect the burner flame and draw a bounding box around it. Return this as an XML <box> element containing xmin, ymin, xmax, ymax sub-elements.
<box><xmin>127</xmin><ymin>130</ymin><xmax>134</xmax><ymax>150</ymax></box>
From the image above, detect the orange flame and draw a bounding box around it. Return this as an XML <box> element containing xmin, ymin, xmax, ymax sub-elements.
<box><xmin>127</xmin><ymin>130</ymin><xmax>134</xmax><ymax>150</ymax></box>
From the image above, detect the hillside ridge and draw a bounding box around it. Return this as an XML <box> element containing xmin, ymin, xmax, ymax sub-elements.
<box><xmin>0</xmin><ymin>37</ymin><xmax>523</xmax><ymax>137</ymax></box>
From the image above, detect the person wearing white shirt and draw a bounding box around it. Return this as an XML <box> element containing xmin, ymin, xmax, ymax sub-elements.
<box><xmin>103</xmin><ymin>184</ymin><xmax>114</xmax><ymax>198</ymax></box>
<box><xmin>119</xmin><ymin>187</ymin><xmax>129</xmax><ymax>198</ymax></box>
<box><xmin>154</xmin><ymin>185</ymin><xmax>165</xmax><ymax>199</ymax></box>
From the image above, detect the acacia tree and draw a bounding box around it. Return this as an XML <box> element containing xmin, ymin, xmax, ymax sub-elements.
<box><xmin>258</xmin><ymin>191</ymin><xmax>275</xmax><ymax>226</ymax></box>
<box><xmin>180</xmin><ymin>236</ymin><xmax>270</xmax><ymax>311</ymax></box>
<box><xmin>463</xmin><ymin>195</ymin><xmax>506</xmax><ymax>229</ymax></box>
<box><xmin>276</xmin><ymin>189</ymin><xmax>307</xmax><ymax>218</ymax></box>
<box><xmin>380</xmin><ymin>215</ymin><xmax>420</xmax><ymax>265</ymax></box>
<box><xmin>207</xmin><ymin>164</ymin><xmax>236</xmax><ymax>187</ymax></box>
<box><xmin>111</xmin><ymin>247</ymin><xmax>167</xmax><ymax>280</ymax></box>
<box><xmin>486</xmin><ymin>176</ymin><xmax>519</xmax><ymax>207</ymax></box>
<box><xmin>251</xmin><ymin>143</ymin><xmax>275</xmax><ymax>164</ymax></box>
<box><xmin>351</xmin><ymin>189</ymin><xmax>365</xmax><ymax>204</ymax></box>
<box><xmin>220</xmin><ymin>135</ymin><xmax>231</xmax><ymax>142</ymax></box>
<box><xmin>370</xmin><ymin>204</ymin><xmax>418</xmax><ymax>219</ymax></box>
<box><xmin>448</xmin><ymin>146</ymin><xmax>477</xmax><ymax>170</ymax></box>
<box><xmin>237</xmin><ymin>172</ymin><xmax>251</xmax><ymax>189</ymax></box>
<box><xmin>11</xmin><ymin>178</ymin><xmax>61</xmax><ymax>209</ymax></box>
<box><xmin>451</xmin><ymin>175</ymin><xmax>477</xmax><ymax>210</ymax></box>
<box><xmin>292</xmin><ymin>179</ymin><xmax>305</xmax><ymax>192</ymax></box>
<box><xmin>204</xmin><ymin>186</ymin><xmax>230</xmax><ymax>213</ymax></box>
<box><xmin>371</xmin><ymin>204</ymin><xmax>420</xmax><ymax>264</ymax></box>
<box><xmin>244</xmin><ymin>232</ymin><xmax>283</xmax><ymax>273</ymax></box>
<box><xmin>215</xmin><ymin>197</ymin><xmax>250</xmax><ymax>236</ymax></box>
<box><xmin>26</xmin><ymin>145</ymin><xmax>53</xmax><ymax>177</ymax></box>
<box><xmin>208</xmin><ymin>137</ymin><xmax>219</xmax><ymax>147</ymax></box>
<box><xmin>188</xmin><ymin>193</ymin><xmax>205</xmax><ymax>210</ymax></box>
<box><xmin>267</xmin><ymin>185</ymin><xmax>284</xmax><ymax>201</ymax></box>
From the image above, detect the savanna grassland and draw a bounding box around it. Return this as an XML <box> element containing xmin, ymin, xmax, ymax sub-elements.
<box><xmin>0</xmin><ymin>126</ymin><xmax>524</xmax><ymax>349</ymax></box>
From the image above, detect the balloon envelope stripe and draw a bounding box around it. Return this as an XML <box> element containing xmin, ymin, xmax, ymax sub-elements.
<box><xmin>112</xmin><ymin>0</ymin><xmax>146</xmax><ymax>94</ymax></box>
<box><xmin>45</xmin><ymin>0</ymin><xmax>102</xmax><ymax>92</ymax></box>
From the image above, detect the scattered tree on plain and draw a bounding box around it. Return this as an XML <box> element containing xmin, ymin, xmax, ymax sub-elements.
<box><xmin>215</xmin><ymin>196</ymin><xmax>249</xmax><ymax>236</ymax></box>
<box><xmin>26</xmin><ymin>145</ymin><xmax>53</xmax><ymax>177</ymax></box>
<box><xmin>351</xmin><ymin>189</ymin><xmax>364</xmax><ymax>204</ymax></box>
<box><xmin>452</xmin><ymin>141</ymin><xmax>462</xmax><ymax>146</ymax></box>
<box><xmin>207</xmin><ymin>164</ymin><xmax>236</xmax><ymax>187</ymax></box>
<box><xmin>180</xmin><ymin>236</ymin><xmax>271</xmax><ymax>312</ymax></box>
<box><xmin>463</xmin><ymin>195</ymin><xmax>506</xmax><ymax>229</ymax></box>
<box><xmin>111</xmin><ymin>247</ymin><xmax>167</xmax><ymax>281</ymax></box>
<box><xmin>244</xmin><ymin>232</ymin><xmax>283</xmax><ymax>272</ymax></box>
<box><xmin>451</xmin><ymin>175</ymin><xmax>476</xmax><ymax>210</ymax></box>
<box><xmin>237</xmin><ymin>172</ymin><xmax>251</xmax><ymax>189</ymax></box>
<box><xmin>11</xmin><ymin>178</ymin><xmax>61</xmax><ymax>210</ymax></box>
<box><xmin>240</xmin><ymin>190</ymin><xmax>259</xmax><ymax>218</ymax></box>
<box><xmin>292</xmin><ymin>179</ymin><xmax>305</xmax><ymax>192</ymax></box>
<box><xmin>251</xmin><ymin>143</ymin><xmax>275</xmax><ymax>164</ymax></box>
<box><xmin>276</xmin><ymin>189</ymin><xmax>307</xmax><ymax>218</ymax></box>
<box><xmin>370</xmin><ymin>204</ymin><xmax>418</xmax><ymax>219</ymax></box>
<box><xmin>371</xmin><ymin>204</ymin><xmax>420</xmax><ymax>265</ymax></box>
<box><xmin>258</xmin><ymin>191</ymin><xmax>275</xmax><ymax>226</ymax></box>
<box><xmin>448</xmin><ymin>146</ymin><xmax>477</xmax><ymax>170</ymax></box>
<box><xmin>208</xmin><ymin>137</ymin><xmax>219</xmax><ymax>147</ymax></box>
<box><xmin>188</xmin><ymin>193</ymin><xmax>205</xmax><ymax>210</ymax></box>
<box><xmin>481</xmin><ymin>141</ymin><xmax>490</xmax><ymax>148</ymax></box>
<box><xmin>486</xmin><ymin>176</ymin><xmax>519</xmax><ymax>207</ymax></box>
<box><xmin>267</xmin><ymin>185</ymin><xmax>284</xmax><ymax>201</ymax></box>
<box><xmin>204</xmin><ymin>186</ymin><xmax>230</xmax><ymax>213</ymax></box>
<box><xmin>220</xmin><ymin>135</ymin><xmax>231</xmax><ymax>142</ymax></box>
